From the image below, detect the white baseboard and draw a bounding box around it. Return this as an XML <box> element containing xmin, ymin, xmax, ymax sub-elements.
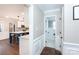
<box><xmin>0</xmin><ymin>38</ymin><xmax>8</xmax><ymax>40</ymax></box>
<box><xmin>63</xmin><ymin>42</ymin><xmax>79</xmax><ymax>51</ymax></box>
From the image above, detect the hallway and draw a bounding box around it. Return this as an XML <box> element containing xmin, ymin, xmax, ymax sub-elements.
<box><xmin>28</xmin><ymin>4</ymin><xmax>64</xmax><ymax>55</ymax></box>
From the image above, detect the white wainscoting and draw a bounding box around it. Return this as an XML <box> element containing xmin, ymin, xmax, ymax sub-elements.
<box><xmin>0</xmin><ymin>32</ymin><xmax>9</xmax><ymax>40</ymax></box>
<box><xmin>32</xmin><ymin>34</ymin><xmax>44</xmax><ymax>55</ymax></box>
<box><xmin>63</xmin><ymin>42</ymin><xmax>79</xmax><ymax>55</ymax></box>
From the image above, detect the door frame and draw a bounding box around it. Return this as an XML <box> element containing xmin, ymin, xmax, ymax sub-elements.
<box><xmin>44</xmin><ymin>15</ymin><xmax>57</xmax><ymax>47</ymax></box>
<box><xmin>61</xmin><ymin>7</ymin><xmax>64</xmax><ymax>54</ymax></box>
<box><xmin>44</xmin><ymin>10</ymin><xmax>64</xmax><ymax>53</ymax></box>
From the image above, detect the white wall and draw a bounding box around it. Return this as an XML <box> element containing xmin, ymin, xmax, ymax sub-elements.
<box><xmin>0</xmin><ymin>18</ymin><xmax>18</xmax><ymax>40</ymax></box>
<box><xmin>24</xmin><ymin>6</ymin><xmax>29</xmax><ymax>27</ymax></box>
<box><xmin>29</xmin><ymin>5</ymin><xmax>44</xmax><ymax>55</ymax></box>
<box><xmin>33</xmin><ymin>5</ymin><xmax>44</xmax><ymax>54</ymax></box>
<box><xmin>64</xmin><ymin>4</ymin><xmax>79</xmax><ymax>44</ymax></box>
<box><xmin>33</xmin><ymin>5</ymin><xmax>44</xmax><ymax>39</ymax></box>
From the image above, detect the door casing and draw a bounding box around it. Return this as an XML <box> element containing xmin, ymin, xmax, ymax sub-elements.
<box><xmin>44</xmin><ymin>14</ymin><xmax>63</xmax><ymax>52</ymax></box>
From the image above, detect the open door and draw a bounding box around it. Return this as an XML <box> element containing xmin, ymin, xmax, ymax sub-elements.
<box><xmin>44</xmin><ymin>15</ymin><xmax>56</xmax><ymax>48</ymax></box>
<box><xmin>44</xmin><ymin>14</ymin><xmax>63</xmax><ymax>52</ymax></box>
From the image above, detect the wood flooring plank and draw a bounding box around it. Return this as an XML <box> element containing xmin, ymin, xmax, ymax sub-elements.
<box><xmin>40</xmin><ymin>47</ymin><xmax>62</xmax><ymax>55</ymax></box>
<box><xmin>0</xmin><ymin>39</ymin><xmax>19</xmax><ymax>55</ymax></box>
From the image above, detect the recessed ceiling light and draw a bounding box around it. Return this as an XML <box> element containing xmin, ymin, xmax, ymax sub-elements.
<box><xmin>21</xmin><ymin>12</ymin><xmax>24</xmax><ymax>15</ymax></box>
<box><xmin>5</xmin><ymin>16</ymin><xmax>9</xmax><ymax>18</ymax></box>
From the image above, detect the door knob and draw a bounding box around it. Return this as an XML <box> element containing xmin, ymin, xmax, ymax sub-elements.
<box><xmin>60</xmin><ymin>37</ymin><xmax>63</xmax><ymax>39</ymax></box>
<box><xmin>60</xmin><ymin>32</ymin><xmax>62</xmax><ymax>34</ymax></box>
<box><xmin>53</xmin><ymin>33</ymin><xmax>55</xmax><ymax>36</ymax></box>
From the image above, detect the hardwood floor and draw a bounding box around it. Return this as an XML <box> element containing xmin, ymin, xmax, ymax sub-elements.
<box><xmin>0</xmin><ymin>39</ymin><xmax>61</xmax><ymax>55</ymax></box>
<box><xmin>40</xmin><ymin>47</ymin><xmax>62</xmax><ymax>55</ymax></box>
<box><xmin>0</xmin><ymin>39</ymin><xmax>19</xmax><ymax>55</ymax></box>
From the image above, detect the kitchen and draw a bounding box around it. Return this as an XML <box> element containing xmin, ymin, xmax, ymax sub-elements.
<box><xmin>0</xmin><ymin>4</ymin><xmax>29</xmax><ymax>55</ymax></box>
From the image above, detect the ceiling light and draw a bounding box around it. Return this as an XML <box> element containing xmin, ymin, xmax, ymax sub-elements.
<box><xmin>21</xmin><ymin>12</ymin><xmax>24</xmax><ymax>15</ymax></box>
<box><xmin>5</xmin><ymin>16</ymin><xmax>9</xmax><ymax>18</ymax></box>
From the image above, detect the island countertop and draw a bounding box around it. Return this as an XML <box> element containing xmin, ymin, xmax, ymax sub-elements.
<box><xmin>9</xmin><ymin>30</ymin><xmax>29</xmax><ymax>33</ymax></box>
<box><xmin>19</xmin><ymin>35</ymin><xmax>29</xmax><ymax>40</ymax></box>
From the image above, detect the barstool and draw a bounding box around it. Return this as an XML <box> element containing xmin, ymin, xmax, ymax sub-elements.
<box><xmin>10</xmin><ymin>33</ymin><xmax>14</xmax><ymax>44</ymax></box>
<box><xmin>15</xmin><ymin>33</ymin><xmax>22</xmax><ymax>43</ymax></box>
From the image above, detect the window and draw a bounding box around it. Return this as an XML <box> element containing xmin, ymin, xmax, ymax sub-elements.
<box><xmin>48</xmin><ymin>20</ymin><xmax>53</xmax><ymax>28</ymax></box>
<box><xmin>53</xmin><ymin>21</ymin><xmax>56</xmax><ymax>30</ymax></box>
<box><xmin>0</xmin><ymin>23</ymin><xmax>3</xmax><ymax>32</ymax></box>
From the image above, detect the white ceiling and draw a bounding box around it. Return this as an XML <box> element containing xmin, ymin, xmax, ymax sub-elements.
<box><xmin>0</xmin><ymin>4</ymin><xmax>25</xmax><ymax>18</ymax></box>
<box><xmin>37</xmin><ymin>4</ymin><xmax>64</xmax><ymax>12</ymax></box>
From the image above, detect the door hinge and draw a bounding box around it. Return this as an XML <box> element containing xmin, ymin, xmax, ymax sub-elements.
<box><xmin>60</xmin><ymin>45</ymin><xmax>62</xmax><ymax>48</ymax></box>
<box><xmin>45</xmin><ymin>41</ymin><xmax>47</xmax><ymax>43</ymax></box>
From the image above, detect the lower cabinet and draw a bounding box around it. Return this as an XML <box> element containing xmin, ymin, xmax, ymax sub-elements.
<box><xmin>19</xmin><ymin>34</ymin><xmax>44</xmax><ymax>55</ymax></box>
<box><xmin>19</xmin><ymin>35</ymin><xmax>29</xmax><ymax>55</ymax></box>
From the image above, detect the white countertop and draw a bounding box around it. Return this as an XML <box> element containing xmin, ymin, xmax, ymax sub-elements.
<box><xmin>10</xmin><ymin>30</ymin><xmax>29</xmax><ymax>33</ymax></box>
<box><xmin>19</xmin><ymin>35</ymin><xmax>29</xmax><ymax>40</ymax></box>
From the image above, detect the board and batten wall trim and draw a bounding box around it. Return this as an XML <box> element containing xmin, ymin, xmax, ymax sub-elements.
<box><xmin>63</xmin><ymin>42</ymin><xmax>79</xmax><ymax>52</ymax></box>
<box><xmin>32</xmin><ymin>34</ymin><xmax>44</xmax><ymax>55</ymax></box>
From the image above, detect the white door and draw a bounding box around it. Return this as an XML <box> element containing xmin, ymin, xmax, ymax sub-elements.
<box><xmin>44</xmin><ymin>15</ymin><xmax>63</xmax><ymax>52</ymax></box>
<box><xmin>44</xmin><ymin>15</ymin><xmax>56</xmax><ymax>48</ymax></box>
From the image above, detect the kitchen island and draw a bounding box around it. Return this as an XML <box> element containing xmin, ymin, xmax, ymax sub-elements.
<box><xmin>19</xmin><ymin>35</ymin><xmax>29</xmax><ymax>55</ymax></box>
<box><xmin>9</xmin><ymin>31</ymin><xmax>29</xmax><ymax>44</ymax></box>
